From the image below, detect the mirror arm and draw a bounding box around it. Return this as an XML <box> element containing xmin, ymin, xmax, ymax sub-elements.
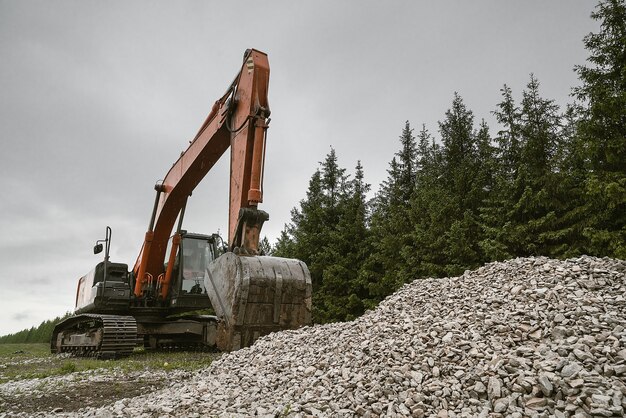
<box><xmin>93</xmin><ymin>226</ymin><xmax>113</xmax><ymax>292</ymax></box>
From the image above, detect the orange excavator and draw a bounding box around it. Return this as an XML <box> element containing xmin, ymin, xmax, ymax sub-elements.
<box><xmin>51</xmin><ymin>49</ymin><xmax>312</xmax><ymax>358</ymax></box>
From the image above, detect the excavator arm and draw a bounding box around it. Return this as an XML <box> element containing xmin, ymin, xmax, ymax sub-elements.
<box><xmin>130</xmin><ymin>49</ymin><xmax>311</xmax><ymax>351</ymax></box>
<box><xmin>133</xmin><ymin>49</ymin><xmax>271</xmax><ymax>297</ymax></box>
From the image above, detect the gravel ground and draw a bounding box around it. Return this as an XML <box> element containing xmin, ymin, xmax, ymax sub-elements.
<box><xmin>3</xmin><ymin>255</ymin><xmax>625</xmax><ymax>417</ymax></box>
<box><xmin>0</xmin><ymin>350</ymin><xmax>215</xmax><ymax>417</ymax></box>
<box><xmin>0</xmin><ymin>367</ymin><xmax>177</xmax><ymax>416</ymax></box>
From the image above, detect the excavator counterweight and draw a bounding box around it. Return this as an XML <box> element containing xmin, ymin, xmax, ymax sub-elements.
<box><xmin>51</xmin><ymin>49</ymin><xmax>312</xmax><ymax>358</ymax></box>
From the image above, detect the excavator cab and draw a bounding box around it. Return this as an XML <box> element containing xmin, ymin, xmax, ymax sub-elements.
<box><xmin>164</xmin><ymin>232</ymin><xmax>217</xmax><ymax>312</ymax></box>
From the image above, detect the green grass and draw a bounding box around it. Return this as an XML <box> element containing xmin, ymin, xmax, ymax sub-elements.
<box><xmin>59</xmin><ymin>361</ymin><xmax>77</xmax><ymax>374</ymax></box>
<box><xmin>0</xmin><ymin>343</ymin><xmax>217</xmax><ymax>383</ymax></box>
<box><xmin>0</xmin><ymin>343</ymin><xmax>51</xmax><ymax>359</ymax></box>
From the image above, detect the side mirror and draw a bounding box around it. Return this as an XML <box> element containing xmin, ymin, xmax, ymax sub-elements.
<box><xmin>94</xmin><ymin>243</ymin><xmax>103</xmax><ymax>254</ymax></box>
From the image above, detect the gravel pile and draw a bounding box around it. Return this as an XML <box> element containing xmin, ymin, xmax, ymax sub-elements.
<box><xmin>77</xmin><ymin>256</ymin><xmax>625</xmax><ymax>417</ymax></box>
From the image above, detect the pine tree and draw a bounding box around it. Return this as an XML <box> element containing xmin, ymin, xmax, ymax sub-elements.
<box><xmin>361</xmin><ymin>122</ymin><xmax>419</xmax><ymax>300</ymax></box>
<box><xmin>515</xmin><ymin>75</ymin><xmax>563</xmax><ymax>256</ymax></box>
<box><xmin>319</xmin><ymin>161</ymin><xmax>371</xmax><ymax>321</ymax></box>
<box><xmin>275</xmin><ymin>148</ymin><xmax>371</xmax><ymax>323</ymax></box>
<box><xmin>436</xmin><ymin>93</ymin><xmax>484</xmax><ymax>274</ymax></box>
<box><xmin>573</xmin><ymin>0</ymin><xmax>626</xmax><ymax>257</ymax></box>
<box><xmin>408</xmin><ymin>125</ymin><xmax>451</xmax><ymax>277</ymax></box>
<box><xmin>481</xmin><ymin>78</ymin><xmax>564</xmax><ymax>259</ymax></box>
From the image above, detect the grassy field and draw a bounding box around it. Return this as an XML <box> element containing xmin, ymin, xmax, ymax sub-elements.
<box><xmin>0</xmin><ymin>343</ymin><xmax>49</xmax><ymax>358</ymax></box>
<box><xmin>0</xmin><ymin>342</ymin><xmax>217</xmax><ymax>384</ymax></box>
<box><xmin>0</xmin><ymin>343</ymin><xmax>220</xmax><ymax>414</ymax></box>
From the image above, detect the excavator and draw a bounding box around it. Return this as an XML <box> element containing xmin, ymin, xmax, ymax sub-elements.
<box><xmin>51</xmin><ymin>49</ymin><xmax>312</xmax><ymax>358</ymax></box>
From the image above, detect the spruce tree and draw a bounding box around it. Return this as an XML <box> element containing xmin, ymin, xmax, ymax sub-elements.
<box><xmin>361</xmin><ymin>122</ymin><xmax>419</xmax><ymax>299</ymax></box>
<box><xmin>573</xmin><ymin>0</ymin><xmax>626</xmax><ymax>257</ymax></box>
<box><xmin>480</xmin><ymin>85</ymin><xmax>522</xmax><ymax>260</ymax></box>
<box><xmin>495</xmin><ymin>85</ymin><xmax>522</xmax><ymax>179</ymax></box>
<box><xmin>481</xmin><ymin>78</ymin><xmax>563</xmax><ymax>259</ymax></box>
<box><xmin>275</xmin><ymin>148</ymin><xmax>371</xmax><ymax>323</ymax></box>
<box><xmin>397</xmin><ymin>121</ymin><xmax>418</xmax><ymax>203</ymax></box>
<box><xmin>551</xmin><ymin>104</ymin><xmax>588</xmax><ymax>257</ymax></box>
<box><xmin>319</xmin><ymin>161</ymin><xmax>371</xmax><ymax>321</ymax></box>
<box><xmin>440</xmin><ymin>93</ymin><xmax>479</xmax><ymax>208</ymax></box>
<box><xmin>408</xmin><ymin>125</ymin><xmax>451</xmax><ymax>277</ymax></box>
<box><xmin>273</xmin><ymin>169</ymin><xmax>326</xmax><ymax>287</ymax></box>
<box><xmin>516</xmin><ymin>75</ymin><xmax>563</xmax><ymax>256</ymax></box>
<box><xmin>436</xmin><ymin>93</ymin><xmax>484</xmax><ymax>274</ymax></box>
<box><xmin>258</xmin><ymin>236</ymin><xmax>272</xmax><ymax>256</ymax></box>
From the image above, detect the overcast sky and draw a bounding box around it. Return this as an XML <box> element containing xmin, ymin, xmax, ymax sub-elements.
<box><xmin>0</xmin><ymin>1</ymin><xmax>599</xmax><ymax>336</ymax></box>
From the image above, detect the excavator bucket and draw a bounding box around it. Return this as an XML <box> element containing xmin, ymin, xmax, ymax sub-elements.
<box><xmin>204</xmin><ymin>252</ymin><xmax>312</xmax><ymax>351</ymax></box>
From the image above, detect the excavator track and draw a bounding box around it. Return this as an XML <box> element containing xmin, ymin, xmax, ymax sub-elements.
<box><xmin>51</xmin><ymin>314</ymin><xmax>138</xmax><ymax>359</ymax></box>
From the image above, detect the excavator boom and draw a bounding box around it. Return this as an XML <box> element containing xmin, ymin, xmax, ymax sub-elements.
<box><xmin>129</xmin><ymin>48</ymin><xmax>311</xmax><ymax>351</ymax></box>
<box><xmin>133</xmin><ymin>49</ymin><xmax>272</xmax><ymax>296</ymax></box>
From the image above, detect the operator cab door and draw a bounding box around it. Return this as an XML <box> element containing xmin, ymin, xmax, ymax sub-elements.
<box><xmin>165</xmin><ymin>234</ymin><xmax>217</xmax><ymax>310</ymax></box>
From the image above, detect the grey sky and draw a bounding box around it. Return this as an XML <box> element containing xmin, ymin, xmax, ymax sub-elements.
<box><xmin>0</xmin><ymin>1</ymin><xmax>598</xmax><ymax>336</ymax></box>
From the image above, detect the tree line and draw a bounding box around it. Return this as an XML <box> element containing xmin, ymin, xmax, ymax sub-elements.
<box><xmin>0</xmin><ymin>313</ymin><xmax>72</xmax><ymax>344</ymax></box>
<box><xmin>273</xmin><ymin>0</ymin><xmax>625</xmax><ymax>324</ymax></box>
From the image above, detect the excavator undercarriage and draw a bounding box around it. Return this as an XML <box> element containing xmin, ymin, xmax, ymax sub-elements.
<box><xmin>52</xmin><ymin>314</ymin><xmax>137</xmax><ymax>359</ymax></box>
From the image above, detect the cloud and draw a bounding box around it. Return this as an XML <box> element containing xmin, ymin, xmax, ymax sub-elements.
<box><xmin>11</xmin><ymin>312</ymin><xmax>32</xmax><ymax>322</ymax></box>
<box><xmin>24</xmin><ymin>277</ymin><xmax>52</xmax><ymax>286</ymax></box>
